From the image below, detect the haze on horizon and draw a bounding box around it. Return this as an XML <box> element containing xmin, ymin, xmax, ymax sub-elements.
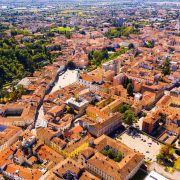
<box><xmin>1</xmin><ymin>0</ymin><xmax>180</xmax><ymax>2</ymax></box>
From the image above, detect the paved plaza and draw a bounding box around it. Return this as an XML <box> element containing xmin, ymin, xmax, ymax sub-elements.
<box><xmin>50</xmin><ymin>69</ymin><xmax>79</xmax><ymax>94</ymax></box>
<box><xmin>118</xmin><ymin>132</ymin><xmax>161</xmax><ymax>161</ymax></box>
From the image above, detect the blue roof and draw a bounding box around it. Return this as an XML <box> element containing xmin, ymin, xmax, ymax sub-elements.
<box><xmin>0</xmin><ymin>125</ymin><xmax>7</xmax><ymax>132</ymax></box>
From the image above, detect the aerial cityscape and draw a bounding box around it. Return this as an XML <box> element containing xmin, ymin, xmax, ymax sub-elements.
<box><xmin>0</xmin><ymin>0</ymin><xmax>179</xmax><ymax>180</ymax></box>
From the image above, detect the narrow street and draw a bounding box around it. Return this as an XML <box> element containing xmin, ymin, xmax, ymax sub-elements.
<box><xmin>35</xmin><ymin>106</ymin><xmax>47</xmax><ymax>128</ymax></box>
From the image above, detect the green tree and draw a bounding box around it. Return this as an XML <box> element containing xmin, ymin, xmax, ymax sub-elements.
<box><xmin>0</xmin><ymin>30</ymin><xmax>55</xmax><ymax>92</ymax></box>
<box><xmin>65</xmin><ymin>31</ymin><xmax>71</xmax><ymax>39</ymax></box>
<box><xmin>142</xmin><ymin>112</ymin><xmax>147</xmax><ymax>117</ymax></box>
<box><xmin>122</xmin><ymin>77</ymin><xmax>130</xmax><ymax>88</ymax></box>
<box><xmin>114</xmin><ymin>152</ymin><xmax>123</xmax><ymax>162</ymax></box>
<box><xmin>161</xmin><ymin>58</ymin><xmax>171</xmax><ymax>75</ymax></box>
<box><xmin>127</xmin><ymin>83</ymin><xmax>134</xmax><ymax>96</ymax></box>
<box><xmin>118</xmin><ymin>103</ymin><xmax>130</xmax><ymax>113</ymax></box>
<box><xmin>159</xmin><ymin>113</ymin><xmax>166</xmax><ymax>124</ymax></box>
<box><xmin>128</xmin><ymin>43</ymin><xmax>135</xmax><ymax>49</ymax></box>
<box><xmin>88</xmin><ymin>51</ymin><xmax>94</xmax><ymax>60</ymax></box>
<box><xmin>9</xmin><ymin>85</ymin><xmax>25</xmax><ymax>101</ymax></box>
<box><xmin>67</xmin><ymin>61</ymin><xmax>76</xmax><ymax>70</ymax></box>
<box><xmin>102</xmin><ymin>149</ymin><xmax>108</xmax><ymax>156</ymax></box>
<box><xmin>160</xmin><ymin>145</ymin><xmax>171</xmax><ymax>157</ymax></box>
<box><xmin>66</xmin><ymin>106</ymin><xmax>75</xmax><ymax>114</ymax></box>
<box><xmin>144</xmin><ymin>40</ymin><xmax>155</xmax><ymax>48</ymax></box>
<box><xmin>107</xmin><ymin>148</ymin><xmax>114</xmax><ymax>159</ymax></box>
<box><xmin>47</xmin><ymin>31</ymin><xmax>55</xmax><ymax>37</ymax></box>
<box><xmin>123</xmin><ymin>110</ymin><xmax>135</xmax><ymax>125</ymax></box>
<box><xmin>156</xmin><ymin>154</ymin><xmax>164</xmax><ymax>163</ymax></box>
<box><xmin>101</xmin><ymin>48</ymin><xmax>109</xmax><ymax>59</ymax></box>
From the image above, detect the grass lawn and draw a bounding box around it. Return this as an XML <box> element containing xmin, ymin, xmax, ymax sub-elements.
<box><xmin>51</xmin><ymin>27</ymin><xmax>71</xmax><ymax>33</ymax></box>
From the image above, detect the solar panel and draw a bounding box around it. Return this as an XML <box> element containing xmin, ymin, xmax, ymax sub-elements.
<box><xmin>0</xmin><ymin>125</ymin><xmax>7</xmax><ymax>132</ymax></box>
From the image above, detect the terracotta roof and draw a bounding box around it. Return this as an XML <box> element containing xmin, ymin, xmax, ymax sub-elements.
<box><xmin>79</xmin><ymin>171</ymin><xmax>100</xmax><ymax>180</ymax></box>
<box><xmin>87</xmin><ymin>135</ymin><xmax>144</xmax><ymax>180</ymax></box>
<box><xmin>72</xmin><ymin>125</ymin><xmax>83</xmax><ymax>134</ymax></box>
<box><xmin>5</xmin><ymin>164</ymin><xmax>42</xmax><ymax>180</ymax></box>
<box><xmin>80</xmin><ymin>147</ymin><xmax>95</xmax><ymax>159</ymax></box>
<box><xmin>80</xmin><ymin>73</ymin><xmax>102</xmax><ymax>83</ymax></box>
<box><xmin>53</xmin><ymin>158</ymin><xmax>83</xmax><ymax>178</ymax></box>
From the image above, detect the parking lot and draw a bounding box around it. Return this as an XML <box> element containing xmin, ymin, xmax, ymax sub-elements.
<box><xmin>117</xmin><ymin>131</ymin><xmax>161</xmax><ymax>161</ymax></box>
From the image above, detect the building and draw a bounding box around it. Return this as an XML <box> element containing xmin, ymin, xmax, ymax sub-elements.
<box><xmin>170</xmin><ymin>87</ymin><xmax>180</xmax><ymax>97</ymax></box>
<box><xmin>0</xmin><ymin>102</ymin><xmax>37</xmax><ymax>127</ymax></box>
<box><xmin>47</xmin><ymin>104</ymin><xmax>66</xmax><ymax>118</ymax></box>
<box><xmin>102</xmin><ymin>59</ymin><xmax>121</xmax><ymax>75</ymax></box>
<box><xmin>142</xmin><ymin>110</ymin><xmax>161</xmax><ymax>134</ymax></box>
<box><xmin>141</xmin><ymin>91</ymin><xmax>156</xmax><ymax>108</ymax></box>
<box><xmin>13</xmin><ymin>149</ymin><xmax>25</xmax><ymax>165</ymax></box>
<box><xmin>141</xmin><ymin>83</ymin><xmax>165</xmax><ymax>101</ymax></box>
<box><xmin>36</xmin><ymin>128</ymin><xmax>67</xmax><ymax>152</ymax></box>
<box><xmin>78</xmin><ymin>73</ymin><xmax>103</xmax><ymax>91</ymax></box>
<box><xmin>0</xmin><ymin>125</ymin><xmax>22</xmax><ymax>152</ymax></box>
<box><xmin>88</xmin><ymin>112</ymin><xmax>122</xmax><ymax>137</ymax></box>
<box><xmin>46</xmin><ymin>158</ymin><xmax>99</xmax><ymax>179</ymax></box>
<box><xmin>83</xmin><ymin>135</ymin><xmax>144</xmax><ymax>180</ymax></box>
<box><xmin>66</xmin><ymin>97</ymin><xmax>89</xmax><ymax>115</ymax></box>
<box><xmin>109</xmin><ymin>85</ymin><xmax>127</xmax><ymax>97</ymax></box>
<box><xmin>2</xmin><ymin>164</ymin><xmax>42</xmax><ymax>180</ymax></box>
<box><xmin>81</xmin><ymin>106</ymin><xmax>122</xmax><ymax>137</ymax></box>
<box><xmin>142</xmin><ymin>95</ymin><xmax>180</xmax><ymax>135</ymax></box>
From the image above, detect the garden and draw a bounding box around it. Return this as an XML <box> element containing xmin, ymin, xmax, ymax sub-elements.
<box><xmin>101</xmin><ymin>146</ymin><xmax>123</xmax><ymax>162</ymax></box>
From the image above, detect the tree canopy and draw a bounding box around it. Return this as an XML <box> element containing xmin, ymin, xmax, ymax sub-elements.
<box><xmin>123</xmin><ymin>110</ymin><xmax>135</xmax><ymax>125</ymax></box>
<box><xmin>127</xmin><ymin>83</ymin><xmax>134</xmax><ymax>96</ymax></box>
<box><xmin>118</xmin><ymin>103</ymin><xmax>131</xmax><ymax>113</ymax></box>
<box><xmin>0</xmin><ymin>33</ymin><xmax>56</xmax><ymax>92</ymax></box>
<box><xmin>105</xmin><ymin>26</ymin><xmax>140</xmax><ymax>39</ymax></box>
<box><xmin>102</xmin><ymin>147</ymin><xmax>123</xmax><ymax>162</ymax></box>
<box><xmin>88</xmin><ymin>48</ymin><xmax>127</xmax><ymax>69</ymax></box>
<box><xmin>67</xmin><ymin>61</ymin><xmax>76</xmax><ymax>70</ymax></box>
<box><xmin>161</xmin><ymin>57</ymin><xmax>171</xmax><ymax>75</ymax></box>
<box><xmin>118</xmin><ymin>103</ymin><xmax>136</xmax><ymax>125</ymax></box>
